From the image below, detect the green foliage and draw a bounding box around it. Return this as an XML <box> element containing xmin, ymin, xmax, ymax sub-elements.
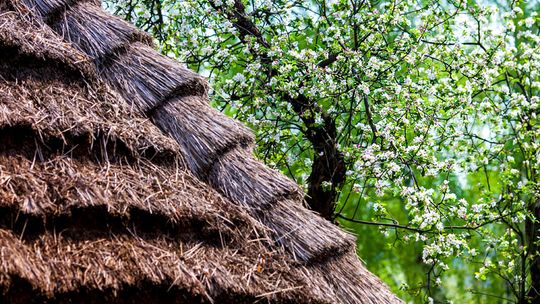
<box><xmin>107</xmin><ymin>0</ymin><xmax>540</xmax><ymax>302</ymax></box>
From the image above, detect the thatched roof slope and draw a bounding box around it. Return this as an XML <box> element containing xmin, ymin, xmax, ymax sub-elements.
<box><xmin>0</xmin><ymin>0</ymin><xmax>402</xmax><ymax>303</ymax></box>
<box><xmin>0</xmin><ymin>9</ymin><xmax>179</xmax><ymax>158</ymax></box>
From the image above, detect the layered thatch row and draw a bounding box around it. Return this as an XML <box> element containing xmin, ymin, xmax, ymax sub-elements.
<box><xmin>0</xmin><ymin>0</ymin><xmax>402</xmax><ymax>302</ymax></box>
<box><xmin>0</xmin><ymin>229</ymin><xmax>300</xmax><ymax>302</ymax></box>
<box><xmin>0</xmin><ymin>226</ymin><xmax>395</xmax><ymax>304</ymax></box>
<box><xmin>0</xmin><ymin>77</ymin><xmax>180</xmax><ymax>158</ymax></box>
<box><xmin>309</xmin><ymin>252</ymin><xmax>401</xmax><ymax>304</ymax></box>
<box><xmin>0</xmin><ymin>133</ymin><xmax>398</xmax><ymax>303</ymax></box>
<box><xmin>0</xmin><ymin>154</ymin><xmax>255</xmax><ymax>238</ymax></box>
<box><xmin>0</xmin><ymin>8</ymin><xmax>179</xmax><ymax>159</ymax></box>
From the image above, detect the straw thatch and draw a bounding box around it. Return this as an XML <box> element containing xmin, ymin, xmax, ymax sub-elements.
<box><xmin>153</xmin><ymin>96</ymin><xmax>254</xmax><ymax>176</ymax></box>
<box><xmin>0</xmin><ymin>8</ymin><xmax>94</xmax><ymax>78</ymax></box>
<box><xmin>101</xmin><ymin>43</ymin><xmax>208</xmax><ymax>113</ymax></box>
<box><xmin>50</xmin><ymin>2</ymin><xmax>152</xmax><ymax>59</ymax></box>
<box><xmin>0</xmin><ymin>0</ymin><xmax>402</xmax><ymax>303</ymax></box>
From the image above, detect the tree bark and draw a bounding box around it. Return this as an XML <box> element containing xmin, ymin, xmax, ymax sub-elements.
<box><xmin>305</xmin><ymin>123</ymin><xmax>347</xmax><ymax>220</ymax></box>
<box><xmin>283</xmin><ymin>95</ymin><xmax>346</xmax><ymax>220</ymax></box>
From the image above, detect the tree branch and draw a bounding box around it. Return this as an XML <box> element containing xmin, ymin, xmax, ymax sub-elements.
<box><xmin>210</xmin><ymin>0</ymin><xmax>347</xmax><ymax>219</ymax></box>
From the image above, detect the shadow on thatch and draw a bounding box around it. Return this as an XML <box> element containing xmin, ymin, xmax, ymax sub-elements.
<box><xmin>3</xmin><ymin>276</ymin><xmax>282</xmax><ymax>304</ymax></box>
<box><xmin>0</xmin><ymin>204</ymin><xmax>240</xmax><ymax>246</ymax></box>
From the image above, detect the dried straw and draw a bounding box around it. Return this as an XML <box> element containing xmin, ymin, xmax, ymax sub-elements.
<box><xmin>0</xmin><ymin>229</ymin><xmax>301</xmax><ymax>302</ymax></box>
<box><xmin>208</xmin><ymin>149</ymin><xmax>302</xmax><ymax>210</ymax></box>
<box><xmin>0</xmin><ymin>154</ymin><xmax>255</xmax><ymax>236</ymax></box>
<box><xmin>100</xmin><ymin>43</ymin><xmax>208</xmax><ymax>112</ymax></box>
<box><xmin>262</xmin><ymin>200</ymin><xmax>355</xmax><ymax>263</ymax></box>
<box><xmin>51</xmin><ymin>2</ymin><xmax>152</xmax><ymax>59</ymax></box>
<box><xmin>17</xmin><ymin>0</ymin><xmax>74</xmax><ymax>18</ymax></box>
<box><xmin>308</xmin><ymin>252</ymin><xmax>402</xmax><ymax>304</ymax></box>
<box><xmin>152</xmin><ymin>96</ymin><xmax>254</xmax><ymax>176</ymax></box>
<box><xmin>0</xmin><ymin>72</ymin><xmax>180</xmax><ymax>158</ymax></box>
<box><xmin>0</xmin><ymin>10</ymin><xmax>95</xmax><ymax>77</ymax></box>
<box><xmin>206</xmin><ymin>149</ymin><xmax>355</xmax><ymax>262</ymax></box>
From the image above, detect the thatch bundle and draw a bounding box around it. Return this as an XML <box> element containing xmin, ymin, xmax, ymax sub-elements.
<box><xmin>0</xmin><ymin>0</ymin><xmax>402</xmax><ymax>303</ymax></box>
<box><xmin>101</xmin><ymin>43</ymin><xmax>208</xmax><ymax>113</ymax></box>
<box><xmin>154</xmin><ymin>96</ymin><xmax>255</xmax><ymax>176</ymax></box>
<box><xmin>18</xmin><ymin>0</ymin><xmax>99</xmax><ymax>18</ymax></box>
<box><xmin>50</xmin><ymin>2</ymin><xmax>152</xmax><ymax>59</ymax></box>
<box><xmin>208</xmin><ymin>150</ymin><xmax>302</xmax><ymax>209</ymax></box>
<box><xmin>261</xmin><ymin>200</ymin><xmax>355</xmax><ymax>262</ymax></box>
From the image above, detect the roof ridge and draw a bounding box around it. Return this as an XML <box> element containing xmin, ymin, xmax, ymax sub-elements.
<box><xmin>13</xmin><ymin>0</ymin><xmax>98</xmax><ymax>21</ymax></box>
<box><xmin>50</xmin><ymin>2</ymin><xmax>154</xmax><ymax>60</ymax></box>
<box><xmin>101</xmin><ymin>42</ymin><xmax>209</xmax><ymax>113</ymax></box>
<box><xmin>151</xmin><ymin>95</ymin><xmax>255</xmax><ymax>177</ymax></box>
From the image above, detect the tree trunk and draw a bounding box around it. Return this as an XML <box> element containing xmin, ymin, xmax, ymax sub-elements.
<box><xmin>305</xmin><ymin>120</ymin><xmax>346</xmax><ymax>220</ymax></box>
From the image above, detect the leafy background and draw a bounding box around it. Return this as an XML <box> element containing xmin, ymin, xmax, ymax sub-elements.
<box><xmin>106</xmin><ymin>0</ymin><xmax>540</xmax><ymax>302</ymax></box>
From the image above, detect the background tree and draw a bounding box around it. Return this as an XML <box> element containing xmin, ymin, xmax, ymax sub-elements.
<box><xmin>106</xmin><ymin>0</ymin><xmax>540</xmax><ymax>302</ymax></box>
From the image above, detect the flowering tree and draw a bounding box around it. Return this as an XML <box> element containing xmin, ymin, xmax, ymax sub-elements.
<box><xmin>107</xmin><ymin>0</ymin><xmax>540</xmax><ymax>302</ymax></box>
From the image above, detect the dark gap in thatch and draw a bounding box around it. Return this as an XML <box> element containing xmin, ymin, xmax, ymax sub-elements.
<box><xmin>0</xmin><ymin>124</ymin><xmax>136</xmax><ymax>164</ymax></box>
<box><xmin>0</xmin><ymin>43</ymin><xmax>87</xmax><ymax>82</ymax></box>
<box><xmin>0</xmin><ymin>124</ymin><xmax>177</xmax><ymax>166</ymax></box>
<box><xmin>0</xmin><ymin>275</ymin><xmax>281</xmax><ymax>304</ymax></box>
<box><xmin>136</xmin><ymin>144</ymin><xmax>179</xmax><ymax>165</ymax></box>
<box><xmin>0</xmin><ymin>205</ymin><xmax>232</xmax><ymax>247</ymax></box>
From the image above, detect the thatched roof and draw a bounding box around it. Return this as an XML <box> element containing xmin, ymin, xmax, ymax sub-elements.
<box><xmin>0</xmin><ymin>0</ymin><xmax>402</xmax><ymax>302</ymax></box>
